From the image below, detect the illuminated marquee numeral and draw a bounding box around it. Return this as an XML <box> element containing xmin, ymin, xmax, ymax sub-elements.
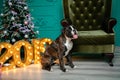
<box><xmin>32</xmin><ymin>38</ymin><xmax>52</xmax><ymax>64</ymax></box>
<box><xmin>0</xmin><ymin>38</ymin><xmax>52</xmax><ymax>71</ymax></box>
<box><xmin>0</xmin><ymin>42</ymin><xmax>15</xmax><ymax>71</ymax></box>
<box><xmin>32</xmin><ymin>39</ymin><xmax>41</xmax><ymax>64</ymax></box>
<box><xmin>13</xmin><ymin>40</ymin><xmax>33</xmax><ymax>67</ymax></box>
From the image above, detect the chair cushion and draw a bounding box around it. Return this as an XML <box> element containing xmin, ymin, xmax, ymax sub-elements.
<box><xmin>65</xmin><ymin>0</ymin><xmax>112</xmax><ymax>31</ymax></box>
<box><xmin>73</xmin><ymin>30</ymin><xmax>114</xmax><ymax>45</ymax></box>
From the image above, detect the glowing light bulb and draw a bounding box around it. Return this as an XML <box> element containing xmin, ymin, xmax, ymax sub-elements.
<box><xmin>36</xmin><ymin>41</ymin><xmax>39</xmax><ymax>44</ymax></box>
<box><xmin>37</xmin><ymin>57</ymin><xmax>40</xmax><ymax>59</ymax></box>
<box><xmin>5</xmin><ymin>57</ymin><xmax>9</xmax><ymax>60</ymax></box>
<box><xmin>17</xmin><ymin>61</ymin><xmax>20</xmax><ymax>64</ymax></box>
<box><xmin>8</xmin><ymin>45</ymin><xmax>12</xmax><ymax>48</ymax></box>
<box><xmin>22</xmin><ymin>43</ymin><xmax>25</xmax><ymax>45</ymax></box>
<box><xmin>16</xmin><ymin>48</ymin><xmax>19</xmax><ymax>51</ymax></box>
<box><xmin>16</xmin><ymin>55</ymin><xmax>19</xmax><ymax>58</ymax></box>
<box><xmin>28</xmin><ymin>46</ymin><xmax>31</xmax><ymax>49</ymax></box>
<box><xmin>1</xmin><ymin>45</ymin><xmax>4</xmax><ymax>48</ymax></box>
<box><xmin>30</xmin><ymin>53</ymin><xmax>33</xmax><ymax>56</ymax></box>
<box><xmin>10</xmin><ymin>51</ymin><xmax>13</xmax><ymax>54</ymax></box>
<box><xmin>37</xmin><ymin>47</ymin><xmax>39</xmax><ymax>49</ymax></box>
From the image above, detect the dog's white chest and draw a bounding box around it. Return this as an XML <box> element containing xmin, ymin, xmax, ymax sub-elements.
<box><xmin>64</xmin><ymin>39</ymin><xmax>73</xmax><ymax>56</ymax></box>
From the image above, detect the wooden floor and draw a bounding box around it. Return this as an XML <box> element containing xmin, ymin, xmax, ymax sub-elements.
<box><xmin>1</xmin><ymin>54</ymin><xmax>120</xmax><ymax>80</ymax></box>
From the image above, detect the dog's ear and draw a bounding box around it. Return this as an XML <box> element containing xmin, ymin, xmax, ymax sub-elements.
<box><xmin>61</xmin><ymin>18</ymin><xmax>72</xmax><ymax>27</ymax></box>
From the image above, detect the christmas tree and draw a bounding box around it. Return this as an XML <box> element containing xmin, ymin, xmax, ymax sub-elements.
<box><xmin>0</xmin><ymin>0</ymin><xmax>38</xmax><ymax>44</ymax></box>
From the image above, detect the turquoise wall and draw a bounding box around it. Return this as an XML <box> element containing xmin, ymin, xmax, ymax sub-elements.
<box><xmin>111</xmin><ymin>0</ymin><xmax>120</xmax><ymax>46</ymax></box>
<box><xmin>0</xmin><ymin>0</ymin><xmax>3</xmax><ymax>14</ymax></box>
<box><xmin>28</xmin><ymin>0</ymin><xmax>120</xmax><ymax>45</ymax></box>
<box><xmin>28</xmin><ymin>0</ymin><xmax>64</xmax><ymax>40</ymax></box>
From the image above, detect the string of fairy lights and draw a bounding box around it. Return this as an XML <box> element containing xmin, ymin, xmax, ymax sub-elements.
<box><xmin>0</xmin><ymin>38</ymin><xmax>52</xmax><ymax>71</ymax></box>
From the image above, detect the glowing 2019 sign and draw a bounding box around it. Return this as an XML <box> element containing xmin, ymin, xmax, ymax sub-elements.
<box><xmin>0</xmin><ymin>38</ymin><xmax>52</xmax><ymax>71</ymax></box>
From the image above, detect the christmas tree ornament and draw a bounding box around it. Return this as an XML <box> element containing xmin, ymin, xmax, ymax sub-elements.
<box><xmin>24</xmin><ymin>6</ymin><xmax>28</xmax><ymax>10</ymax></box>
<box><xmin>11</xmin><ymin>17</ymin><xmax>15</xmax><ymax>20</ymax></box>
<box><xmin>0</xmin><ymin>13</ymin><xmax>4</xmax><ymax>16</ymax></box>
<box><xmin>8</xmin><ymin>2</ymin><xmax>12</xmax><ymax>6</ymax></box>
<box><xmin>24</xmin><ymin>34</ymin><xmax>28</xmax><ymax>38</ymax></box>
<box><xmin>24</xmin><ymin>21</ymin><xmax>28</xmax><ymax>25</ymax></box>
<box><xmin>3</xmin><ymin>31</ymin><xmax>7</xmax><ymax>34</ymax></box>
<box><xmin>12</xmin><ymin>38</ymin><xmax>16</xmax><ymax>42</ymax></box>
<box><xmin>36</xmin><ymin>31</ymin><xmax>39</xmax><ymax>34</ymax></box>
<box><xmin>11</xmin><ymin>11</ymin><xmax>17</xmax><ymax>15</ymax></box>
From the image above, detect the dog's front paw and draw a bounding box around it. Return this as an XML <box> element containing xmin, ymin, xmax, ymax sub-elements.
<box><xmin>70</xmin><ymin>64</ymin><xmax>75</xmax><ymax>68</ymax></box>
<box><xmin>70</xmin><ymin>65</ymin><xmax>77</xmax><ymax>69</ymax></box>
<box><xmin>50</xmin><ymin>68</ymin><xmax>53</xmax><ymax>72</ymax></box>
<box><xmin>73</xmin><ymin>65</ymin><xmax>77</xmax><ymax>68</ymax></box>
<box><xmin>61</xmin><ymin>67</ymin><xmax>67</xmax><ymax>72</ymax></box>
<box><xmin>42</xmin><ymin>65</ymin><xmax>52</xmax><ymax>72</ymax></box>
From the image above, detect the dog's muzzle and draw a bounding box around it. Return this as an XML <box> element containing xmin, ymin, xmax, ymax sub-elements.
<box><xmin>73</xmin><ymin>34</ymin><xmax>78</xmax><ymax>39</ymax></box>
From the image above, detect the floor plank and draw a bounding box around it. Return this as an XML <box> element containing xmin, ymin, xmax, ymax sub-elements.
<box><xmin>1</xmin><ymin>59</ymin><xmax>120</xmax><ymax>80</ymax></box>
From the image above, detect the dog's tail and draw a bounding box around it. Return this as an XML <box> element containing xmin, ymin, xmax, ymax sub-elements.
<box><xmin>40</xmin><ymin>52</ymin><xmax>44</xmax><ymax>56</ymax></box>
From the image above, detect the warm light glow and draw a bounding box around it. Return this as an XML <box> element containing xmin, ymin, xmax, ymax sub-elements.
<box><xmin>0</xmin><ymin>42</ymin><xmax>15</xmax><ymax>71</ymax></box>
<box><xmin>37</xmin><ymin>52</ymin><xmax>39</xmax><ymax>55</ymax></box>
<box><xmin>10</xmin><ymin>51</ymin><xmax>13</xmax><ymax>54</ymax></box>
<box><xmin>0</xmin><ymin>45</ymin><xmax>4</xmax><ymax>48</ymax></box>
<box><xmin>17</xmin><ymin>61</ymin><xmax>20</xmax><ymax>64</ymax></box>
<box><xmin>32</xmin><ymin>38</ymin><xmax>52</xmax><ymax>64</ymax></box>
<box><xmin>16</xmin><ymin>55</ymin><xmax>19</xmax><ymax>58</ymax></box>
<box><xmin>13</xmin><ymin>66</ymin><xmax>16</xmax><ymax>69</ymax></box>
<box><xmin>16</xmin><ymin>48</ymin><xmax>20</xmax><ymax>51</ymax></box>
<box><xmin>39</xmin><ymin>38</ymin><xmax>52</xmax><ymax>53</ymax></box>
<box><xmin>37</xmin><ymin>47</ymin><xmax>39</xmax><ymax>49</ymax></box>
<box><xmin>37</xmin><ymin>57</ymin><xmax>40</xmax><ymax>59</ymax></box>
<box><xmin>13</xmin><ymin>40</ymin><xmax>33</xmax><ymax>67</ymax></box>
<box><xmin>29</xmin><ymin>59</ymin><xmax>32</xmax><ymax>62</ymax></box>
<box><xmin>30</xmin><ymin>53</ymin><xmax>33</xmax><ymax>56</ymax></box>
<box><xmin>0</xmin><ymin>38</ymin><xmax>52</xmax><ymax>71</ymax></box>
<box><xmin>22</xmin><ymin>42</ymin><xmax>25</xmax><ymax>45</ymax></box>
<box><xmin>5</xmin><ymin>57</ymin><xmax>9</xmax><ymax>60</ymax></box>
<box><xmin>32</xmin><ymin>39</ymin><xmax>41</xmax><ymax>64</ymax></box>
<box><xmin>1</xmin><ymin>62</ymin><xmax>15</xmax><ymax>71</ymax></box>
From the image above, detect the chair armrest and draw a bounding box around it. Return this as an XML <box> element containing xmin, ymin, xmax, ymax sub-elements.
<box><xmin>103</xmin><ymin>18</ymin><xmax>117</xmax><ymax>33</ymax></box>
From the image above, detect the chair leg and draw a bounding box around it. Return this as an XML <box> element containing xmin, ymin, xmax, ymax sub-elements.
<box><xmin>104</xmin><ymin>53</ymin><xmax>114</xmax><ymax>66</ymax></box>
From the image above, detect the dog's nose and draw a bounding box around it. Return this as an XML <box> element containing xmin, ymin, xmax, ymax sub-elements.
<box><xmin>73</xmin><ymin>29</ymin><xmax>78</xmax><ymax>35</ymax></box>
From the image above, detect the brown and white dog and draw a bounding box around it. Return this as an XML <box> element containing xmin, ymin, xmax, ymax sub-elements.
<box><xmin>41</xmin><ymin>19</ymin><xmax>78</xmax><ymax>72</ymax></box>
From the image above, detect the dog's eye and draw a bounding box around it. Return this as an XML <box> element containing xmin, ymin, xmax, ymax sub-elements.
<box><xmin>68</xmin><ymin>27</ymin><xmax>72</xmax><ymax>30</ymax></box>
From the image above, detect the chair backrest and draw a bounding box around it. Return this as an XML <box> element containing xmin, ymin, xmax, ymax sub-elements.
<box><xmin>63</xmin><ymin>0</ymin><xmax>112</xmax><ymax>31</ymax></box>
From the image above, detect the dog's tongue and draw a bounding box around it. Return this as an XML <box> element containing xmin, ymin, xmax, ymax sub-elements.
<box><xmin>73</xmin><ymin>35</ymin><xmax>78</xmax><ymax>39</ymax></box>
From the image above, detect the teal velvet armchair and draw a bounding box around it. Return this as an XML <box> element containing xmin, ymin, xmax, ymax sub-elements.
<box><xmin>63</xmin><ymin>0</ymin><xmax>117</xmax><ymax>66</ymax></box>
